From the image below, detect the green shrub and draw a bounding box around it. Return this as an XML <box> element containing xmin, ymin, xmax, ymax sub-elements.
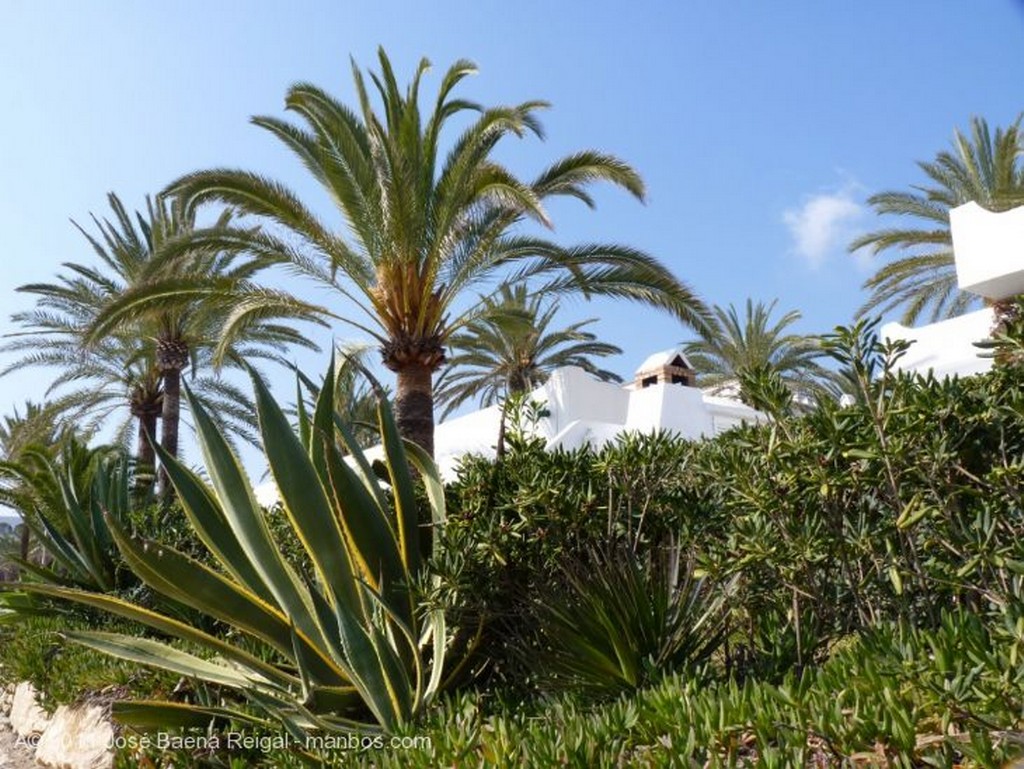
<box><xmin>437</xmin><ymin>319</ymin><xmax>1024</xmax><ymax>687</ymax></box>
<box><xmin>433</xmin><ymin>428</ymin><xmax>702</xmax><ymax>689</ymax></box>
<box><xmin>691</xmin><ymin>320</ymin><xmax>1024</xmax><ymax>675</ymax></box>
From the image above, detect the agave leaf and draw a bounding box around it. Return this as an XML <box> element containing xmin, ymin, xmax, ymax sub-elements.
<box><xmin>296</xmin><ymin>376</ymin><xmax>312</xmax><ymax>453</ymax></box>
<box><xmin>88</xmin><ymin>494</ymin><xmax>112</xmax><ymax>558</ymax></box>
<box><xmin>150</xmin><ymin>440</ymin><xmax>273</xmax><ymax>603</ymax></box>
<box><xmin>375</xmin><ymin>398</ymin><xmax>421</xmax><ymax>576</ymax></box>
<box><xmin>331</xmin><ymin>595</ymin><xmax>403</xmax><ymax>731</ymax></box>
<box><xmin>28</xmin><ymin>511</ymin><xmax>94</xmax><ymax>584</ymax></box>
<box><xmin>308</xmin><ymin>355</ymin><xmax>337</xmax><ymax>480</ymax></box>
<box><xmin>181</xmin><ymin>383</ymin><xmax>322</xmax><ymax>646</ymax></box>
<box><xmin>8</xmin><ymin>558</ymin><xmax>79</xmax><ymax>588</ymax></box>
<box><xmin>7</xmin><ymin>583</ymin><xmax>296</xmax><ymax>689</ymax></box>
<box><xmin>334</xmin><ymin>414</ymin><xmax>389</xmax><ymax>510</ymax></box>
<box><xmin>56</xmin><ymin>474</ymin><xmax>96</xmax><ymax>564</ymax></box>
<box><xmin>365</xmin><ymin>619</ymin><xmax>415</xmax><ymax>727</ymax></box>
<box><xmin>112</xmin><ymin>700</ymin><xmax>269</xmax><ymax>732</ymax></box>
<box><xmin>402</xmin><ymin>438</ymin><xmax>446</xmax><ymax>530</ymax></box>
<box><xmin>358</xmin><ymin>584</ymin><xmax>418</xmax><ymax>719</ymax></box>
<box><xmin>66</xmin><ymin>631</ymin><xmax>272</xmax><ymax>690</ymax></box>
<box><xmin>305</xmin><ymin>684</ymin><xmax>365</xmax><ymax>715</ymax></box>
<box><xmin>321</xmin><ymin>436</ymin><xmax>404</xmax><ymax>608</ymax></box>
<box><xmin>57</xmin><ymin>473</ymin><xmax>111</xmax><ymax>590</ymax></box>
<box><xmin>106</xmin><ymin>515</ymin><xmax>349</xmax><ymax>686</ymax></box>
<box><xmin>248</xmin><ymin>365</ymin><xmax>360</xmax><ymax>613</ymax></box>
<box><xmin>424</xmin><ymin>609</ymin><xmax>447</xmax><ymax>700</ymax></box>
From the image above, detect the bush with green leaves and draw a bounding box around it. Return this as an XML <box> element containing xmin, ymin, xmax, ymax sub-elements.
<box><xmin>434</xmin><ymin>427</ymin><xmax>700</xmax><ymax>688</ymax></box>
<box><xmin>436</xmin><ymin>317</ymin><xmax>1024</xmax><ymax>688</ymax></box>
<box><xmin>689</xmin><ymin>319</ymin><xmax>1024</xmax><ymax>676</ymax></box>
<box><xmin>6</xmin><ymin>360</ymin><xmax>463</xmax><ymax>736</ymax></box>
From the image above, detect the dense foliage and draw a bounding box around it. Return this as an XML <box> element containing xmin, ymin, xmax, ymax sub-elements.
<box><xmin>2</xmin><ymin>318</ymin><xmax>1022</xmax><ymax>766</ymax></box>
<box><xmin>357</xmin><ymin>609</ymin><xmax>1023</xmax><ymax>768</ymax></box>
<box><xmin>437</xmin><ymin>322</ymin><xmax>1024</xmax><ymax>691</ymax></box>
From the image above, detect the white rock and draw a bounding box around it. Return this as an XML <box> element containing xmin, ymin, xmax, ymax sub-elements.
<box><xmin>9</xmin><ymin>681</ymin><xmax>50</xmax><ymax>738</ymax></box>
<box><xmin>34</xmin><ymin>703</ymin><xmax>114</xmax><ymax>769</ymax></box>
<box><xmin>0</xmin><ymin>682</ymin><xmax>14</xmax><ymax>715</ymax></box>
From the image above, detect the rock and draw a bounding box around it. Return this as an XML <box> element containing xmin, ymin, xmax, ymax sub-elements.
<box><xmin>9</xmin><ymin>681</ymin><xmax>50</xmax><ymax>738</ymax></box>
<box><xmin>34</xmin><ymin>703</ymin><xmax>113</xmax><ymax>769</ymax></box>
<box><xmin>0</xmin><ymin>682</ymin><xmax>15</xmax><ymax>715</ymax></box>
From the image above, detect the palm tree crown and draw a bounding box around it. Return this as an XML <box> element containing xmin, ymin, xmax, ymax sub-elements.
<box><xmin>2</xmin><ymin>193</ymin><xmax>315</xmax><ymax>494</ymax></box>
<box><xmin>436</xmin><ymin>283</ymin><xmax>622</xmax><ymax>419</ymax></box>
<box><xmin>164</xmin><ymin>48</ymin><xmax>709</xmax><ymax>455</ymax></box>
<box><xmin>851</xmin><ymin>116</ymin><xmax>1024</xmax><ymax>324</ymax></box>
<box><xmin>684</xmin><ymin>299</ymin><xmax>831</xmax><ymax>403</ymax></box>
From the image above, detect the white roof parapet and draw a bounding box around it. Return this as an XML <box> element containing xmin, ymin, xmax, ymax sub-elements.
<box><xmin>882</xmin><ymin>308</ymin><xmax>994</xmax><ymax>379</ymax></box>
<box><xmin>950</xmin><ymin>202</ymin><xmax>1024</xmax><ymax>300</ymax></box>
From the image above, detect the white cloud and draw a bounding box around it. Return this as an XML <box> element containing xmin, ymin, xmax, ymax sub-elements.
<box><xmin>783</xmin><ymin>187</ymin><xmax>866</xmax><ymax>270</ymax></box>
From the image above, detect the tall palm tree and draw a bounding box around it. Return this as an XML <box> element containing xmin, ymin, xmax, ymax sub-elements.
<box><xmin>435</xmin><ymin>283</ymin><xmax>622</xmax><ymax>419</ymax></box>
<box><xmin>79</xmin><ymin>193</ymin><xmax>320</xmax><ymax>493</ymax></box>
<box><xmin>684</xmin><ymin>299</ymin><xmax>831</xmax><ymax>404</ymax></box>
<box><xmin>851</xmin><ymin>116</ymin><xmax>1024</xmax><ymax>324</ymax></box>
<box><xmin>3</xmin><ymin>193</ymin><xmax>317</xmax><ymax>495</ymax></box>
<box><xmin>163</xmin><ymin>48</ymin><xmax>709</xmax><ymax>456</ymax></box>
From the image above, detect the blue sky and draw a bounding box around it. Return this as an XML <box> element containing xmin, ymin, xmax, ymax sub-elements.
<box><xmin>1</xmin><ymin>2</ymin><xmax>1022</xmax><ymax>469</ymax></box>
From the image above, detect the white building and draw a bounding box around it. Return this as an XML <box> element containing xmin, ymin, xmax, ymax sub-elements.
<box><xmin>252</xmin><ymin>349</ymin><xmax>763</xmax><ymax>501</ymax></box>
<box><xmin>428</xmin><ymin>349</ymin><xmax>762</xmax><ymax>481</ymax></box>
<box><xmin>882</xmin><ymin>201</ymin><xmax>1024</xmax><ymax>378</ymax></box>
<box><xmin>882</xmin><ymin>309</ymin><xmax>994</xmax><ymax>380</ymax></box>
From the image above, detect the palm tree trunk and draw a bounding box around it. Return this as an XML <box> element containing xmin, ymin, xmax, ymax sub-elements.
<box><xmin>394</xmin><ymin>362</ymin><xmax>436</xmax><ymax>560</ymax></box>
<box><xmin>137</xmin><ymin>413</ymin><xmax>157</xmax><ymax>468</ymax></box>
<box><xmin>159</xmin><ymin>366</ymin><xmax>182</xmax><ymax>500</ymax></box>
<box><xmin>156</xmin><ymin>334</ymin><xmax>189</xmax><ymax>502</ymax></box>
<box><xmin>395</xmin><ymin>362</ymin><xmax>435</xmax><ymax>457</ymax></box>
<box><xmin>136</xmin><ymin>407</ymin><xmax>158</xmax><ymax>498</ymax></box>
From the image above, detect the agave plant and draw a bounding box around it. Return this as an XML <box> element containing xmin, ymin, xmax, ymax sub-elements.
<box><xmin>6</xmin><ymin>360</ymin><xmax>451</xmax><ymax>735</ymax></box>
<box><xmin>533</xmin><ymin>545</ymin><xmax>729</xmax><ymax>698</ymax></box>
<box><xmin>0</xmin><ymin>434</ymin><xmax>132</xmax><ymax>592</ymax></box>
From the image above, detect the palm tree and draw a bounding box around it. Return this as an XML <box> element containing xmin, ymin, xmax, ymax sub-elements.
<box><xmin>3</xmin><ymin>265</ymin><xmax>165</xmax><ymax>477</ymax></box>
<box><xmin>163</xmin><ymin>49</ymin><xmax>709</xmax><ymax>456</ymax></box>
<box><xmin>436</xmin><ymin>283</ymin><xmax>622</xmax><ymax>419</ymax></box>
<box><xmin>3</xmin><ymin>193</ymin><xmax>317</xmax><ymax>495</ymax></box>
<box><xmin>0</xmin><ymin>402</ymin><xmax>64</xmax><ymax>462</ymax></box>
<box><xmin>684</xmin><ymin>299</ymin><xmax>831</xmax><ymax>404</ymax></box>
<box><xmin>851</xmin><ymin>116</ymin><xmax>1024</xmax><ymax>324</ymax></box>
<box><xmin>80</xmin><ymin>193</ymin><xmax>320</xmax><ymax>493</ymax></box>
